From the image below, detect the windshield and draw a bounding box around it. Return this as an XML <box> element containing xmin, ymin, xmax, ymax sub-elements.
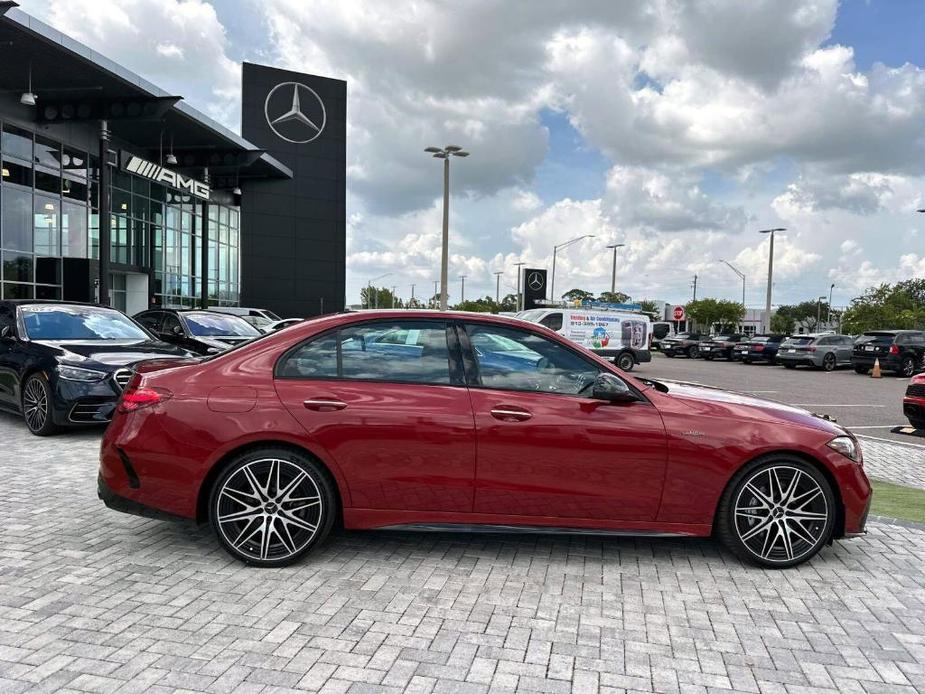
<box><xmin>261</xmin><ymin>310</ymin><xmax>281</xmax><ymax>321</ymax></box>
<box><xmin>515</xmin><ymin>310</ymin><xmax>545</xmax><ymax>322</ymax></box>
<box><xmin>21</xmin><ymin>304</ymin><xmax>150</xmax><ymax>341</ymax></box>
<box><xmin>183</xmin><ymin>312</ymin><xmax>261</xmax><ymax>337</ymax></box>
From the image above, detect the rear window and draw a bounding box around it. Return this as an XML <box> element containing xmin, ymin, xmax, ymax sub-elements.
<box><xmin>751</xmin><ymin>336</ymin><xmax>770</xmax><ymax>343</ymax></box>
<box><xmin>856</xmin><ymin>332</ymin><xmax>896</xmax><ymax>344</ymax></box>
<box><xmin>652</xmin><ymin>324</ymin><xmax>670</xmax><ymax>339</ymax></box>
<box><xmin>786</xmin><ymin>337</ymin><xmax>814</xmax><ymax>346</ymax></box>
<box><xmin>713</xmin><ymin>335</ymin><xmax>736</xmax><ymax>341</ymax></box>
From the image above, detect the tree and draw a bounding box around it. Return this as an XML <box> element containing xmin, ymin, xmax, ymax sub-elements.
<box><xmin>499</xmin><ymin>293</ymin><xmax>519</xmax><ymax>312</ymax></box>
<box><xmin>685</xmin><ymin>298</ymin><xmax>745</xmax><ymax>332</ymax></box>
<box><xmin>841</xmin><ymin>279</ymin><xmax>925</xmax><ymax>333</ymax></box>
<box><xmin>562</xmin><ymin>288</ymin><xmax>594</xmax><ymax>302</ymax></box>
<box><xmin>598</xmin><ymin>291</ymin><xmax>631</xmax><ymax>304</ymax></box>
<box><xmin>454</xmin><ymin>296</ymin><xmax>499</xmax><ymax>313</ymax></box>
<box><xmin>775</xmin><ymin>299</ymin><xmax>837</xmax><ymax>334</ymax></box>
<box><xmin>360</xmin><ymin>285</ymin><xmax>400</xmax><ymax>309</ymax></box>
<box><xmin>637</xmin><ymin>299</ymin><xmax>661</xmax><ymax>316</ymax></box>
<box><xmin>771</xmin><ymin>311</ymin><xmax>795</xmax><ymax>335</ymax></box>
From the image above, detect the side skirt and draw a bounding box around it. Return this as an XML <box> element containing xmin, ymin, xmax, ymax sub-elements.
<box><xmin>372</xmin><ymin>523</ymin><xmax>693</xmax><ymax>538</ymax></box>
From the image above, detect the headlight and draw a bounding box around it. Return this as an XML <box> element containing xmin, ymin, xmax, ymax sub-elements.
<box><xmin>57</xmin><ymin>365</ymin><xmax>109</xmax><ymax>382</ymax></box>
<box><xmin>827</xmin><ymin>435</ymin><xmax>860</xmax><ymax>462</ymax></box>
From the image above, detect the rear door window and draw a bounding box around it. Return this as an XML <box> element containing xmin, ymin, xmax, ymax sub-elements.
<box><xmin>539</xmin><ymin>312</ymin><xmax>563</xmax><ymax>331</ymax></box>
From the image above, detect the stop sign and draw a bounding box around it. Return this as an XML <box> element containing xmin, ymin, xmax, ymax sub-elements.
<box><xmin>673</xmin><ymin>305</ymin><xmax>685</xmax><ymax>321</ymax></box>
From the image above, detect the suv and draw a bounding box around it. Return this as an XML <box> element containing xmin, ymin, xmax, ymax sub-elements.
<box><xmin>735</xmin><ymin>334</ymin><xmax>787</xmax><ymax>364</ymax></box>
<box><xmin>852</xmin><ymin>330</ymin><xmax>925</xmax><ymax>377</ymax></box>
<box><xmin>660</xmin><ymin>333</ymin><xmax>704</xmax><ymax>358</ymax></box>
<box><xmin>778</xmin><ymin>333</ymin><xmax>855</xmax><ymax>371</ymax></box>
<box><xmin>699</xmin><ymin>334</ymin><xmax>743</xmax><ymax>361</ymax></box>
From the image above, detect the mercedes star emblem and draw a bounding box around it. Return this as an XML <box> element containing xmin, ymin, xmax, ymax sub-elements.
<box><xmin>264</xmin><ymin>81</ymin><xmax>327</xmax><ymax>144</ymax></box>
<box><xmin>528</xmin><ymin>272</ymin><xmax>545</xmax><ymax>291</ymax></box>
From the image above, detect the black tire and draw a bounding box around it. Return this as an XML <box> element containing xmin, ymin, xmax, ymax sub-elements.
<box><xmin>665</xmin><ymin>352</ymin><xmax>675</xmax><ymax>358</ymax></box>
<box><xmin>853</xmin><ymin>365</ymin><xmax>869</xmax><ymax>375</ymax></box>
<box><xmin>909</xmin><ymin>419</ymin><xmax>925</xmax><ymax>431</ymax></box>
<box><xmin>742</xmin><ymin>358</ymin><xmax>751</xmax><ymax>365</ymax></box>
<box><xmin>900</xmin><ymin>356</ymin><xmax>915</xmax><ymax>378</ymax></box>
<box><xmin>21</xmin><ymin>373</ymin><xmax>59</xmax><ymax>436</ymax></box>
<box><xmin>822</xmin><ymin>353</ymin><xmax>837</xmax><ymax>372</ymax></box>
<box><xmin>715</xmin><ymin>456</ymin><xmax>836</xmax><ymax>568</ymax></box>
<box><xmin>615</xmin><ymin>352</ymin><xmax>635</xmax><ymax>372</ymax></box>
<box><xmin>704</xmin><ymin>355</ymin><xmax>714</xmax><ymax>361</ymax></box>
<box><xmin>687</xmin><ymin>345</ymin><xmax>700</xmax><ymax>359</ymax></box>
<box><xmin>210</xmin><ymin>448</ymin><xmax>336</xmax><ymax>567</ymax></box>
<box><xmin>783</xmin><ymin>363</ymin><xmax>797</xmax><ymax>370</ymax></box>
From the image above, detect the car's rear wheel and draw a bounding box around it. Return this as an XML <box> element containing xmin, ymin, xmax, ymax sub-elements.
<box><xmin>822</xmin><ymin>353</ymin><xmax>837</xmax><ymax>372</ymax></box>
<box><xmin>615</xmin><ymin>352</ymin><xmax>635</xmax><ymax>371</ymax></box>
<box><xmin>716</xmin><ymin>458</ymin><xmax>835</xmax><ymax>568</ymax></box>
<box><xmin>742</xmin><ymin>358</ymin><xmax>751</xmax><ymax>364</ymax></box>
<box><xmin>900</xmin><ymin>356</ymin><xmax>915</xmax><ymax>377</ymax></box>
<box><xmin>664</xmin><ymin>352</ymin><xmax>674</xmax><ymax>358</ymax></box>
<box><xmin>704</xmin><ymin>355</ymin><xmax>714</xmax><ymax>361</ymax></box>
<box><xmin>853</xmin><ymin>365</ymin><xmax>869</xmax><ymax>374</ymax></box>
<box><xmin>687</xmin><ymin>345</ymin><xmax>700</xmax><ymax>359</ymax></box>
<box><xmin>210</xmin><ymin>448</ymin><xmax>336</xmax><ymax>567</ymax></box>
<box><xmin>783</xmin><ymin>363</ymin><xmax>797</xmax><ymax>369</ymax></box>
<box><xmin>22</xmin><ymin>374</ymin><xmax>59</xmax><ymax>436</ymax></box>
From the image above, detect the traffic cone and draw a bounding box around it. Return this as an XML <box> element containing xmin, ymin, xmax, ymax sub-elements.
<box><xmin>871</xmin><ymin>358</ymin><xmax>882</xmax><ymax>379</ymax></box>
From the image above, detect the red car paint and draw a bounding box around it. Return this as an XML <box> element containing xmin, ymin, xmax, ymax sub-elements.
<box><xmin>99</xmin><ymin>311</ymin><xmax>870</xmax><ymax>538</ymax></box>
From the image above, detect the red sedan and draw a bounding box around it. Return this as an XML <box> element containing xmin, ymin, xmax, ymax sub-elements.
<box><xmin>904</xmin><ymin>374</ymin><xmax>925</xmax><ymax>429</ymax></box>
<box><xmin>99</xmin><ymin>311</ymin><xmax>871</xmax><ymax>569</ymax></box>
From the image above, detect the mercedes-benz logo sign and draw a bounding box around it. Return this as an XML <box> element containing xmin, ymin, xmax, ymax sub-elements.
<box><xmin>528</xmin><ymin>272</ymin><xmax>545</xmax><ymax>291</ymax></box>
<box><xmin>264</xmin><ymin>81</ymin><xmax>327</xmax><ymax>144</ymax></box>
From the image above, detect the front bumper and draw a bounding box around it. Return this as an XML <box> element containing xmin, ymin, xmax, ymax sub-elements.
<box><xmin>51</xmin><ymin>374</ymin><xmax>123</xmax><ymax>426</ymax></box>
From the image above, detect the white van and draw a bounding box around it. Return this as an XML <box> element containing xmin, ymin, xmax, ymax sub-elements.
<box><xmin>516</xmin><ymin>308</ymin><xmax>652</xmax><ymax>371</ymax></box>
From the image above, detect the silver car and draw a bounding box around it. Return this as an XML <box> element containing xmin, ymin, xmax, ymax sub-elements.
<box><xmin>778</xmin><ymin>333</ymin><xmax>855</xmax><ymax>371</ymax></box>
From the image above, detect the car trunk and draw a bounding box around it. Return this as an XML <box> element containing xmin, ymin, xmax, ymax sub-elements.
<box><xmin>853</xmin><ymin>333</ymin><xmax>894</xmax><ymax>356</ymax></box>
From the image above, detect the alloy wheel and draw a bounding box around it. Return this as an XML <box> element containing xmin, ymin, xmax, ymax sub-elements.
<box><xmin>23</xmin><ymin>378</ymin><xmax>48</xmax><ymax>432</ymax></box>
<box><xmin>822</xmin><ymin>353</ymin><xmax>836</xmax><ymax>371</ymax></box>
<box><xmin>902</xmin><ymin>357</ymin><xmax>915</xmax><ymax>377</ymax></box>
<box><xmin>215</xmin><ymin>458</ymin><xmax>324</xmax><ymax>563</ymax></box>
<box><xmin>733</xmin><ymin>465</ymin><xmax>829</xmax><ymax>564</ymax></box>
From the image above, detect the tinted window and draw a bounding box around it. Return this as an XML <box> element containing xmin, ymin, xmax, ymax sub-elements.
<box><xmin>652</xmin><ymin>323</ymin><xmax>670</xmax><ymax>339</ymax></box>
<box><xmin>465</xmin><ymin>323</ymin><xmax>599</xmax><ymax>395</ymax></box>
<box><xmin>539</xmin><ymin>312</ymin><xmax>563</xmax><ymax>331</ymax></box>
<box><xmin>161</xmin><ymin>313</ymin><xmax>182</xmax><ymax>335</ymax></box>
<box><xmin>857</xmin><ymin>333</ymin><xmax>896</xmax><ymax>344</ymax></box>
<box><xmin>135</xmin><ymin>312</ymin><xmax>162</xmax><ymax>331</ymax></box>
<box><xmin>21</xmin><ymin>305</ymin><xmax>149</xmax><ymax>340</ymax></box>
<box><xmin>183</xmin><ymin>312</ymin><xmax>260</xmax><ymax>337</ymax></box>
<box><xmin>278</xmin><ymin>321</ymin><xmax>452</xmax><ymax>385</ymax></box>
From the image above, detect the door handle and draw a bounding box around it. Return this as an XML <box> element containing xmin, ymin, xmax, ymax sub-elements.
<box><xmin>490</xmin><ymin>407</ymin><xmax>532</xmax><ymax>422</ymax></box>
<box><xmin>303</xmin><ymin>399</ymin><xmax>348</xmax><ymax>411</ymax></box>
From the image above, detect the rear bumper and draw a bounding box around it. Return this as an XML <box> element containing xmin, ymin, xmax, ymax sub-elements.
<box><xmin>98</xmin><ymin>474</ymin><xmax>190</xmax><ymax>523</ymax></box>
<box><xmin>777</xmin><ymin>353</ymin><xmax>821</xmax><ymax>367</ymax></box>
<box><xmin>852</xmin><ymin>355</ymin><xmax>900</xmax><ymax>370</ymax></box>
<box><xmin>903</xmin><ymin>398</ymin><xmax>925</xmax><ymax>425</ymax></box>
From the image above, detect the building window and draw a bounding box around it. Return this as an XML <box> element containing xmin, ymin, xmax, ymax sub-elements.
<box><xmin>2</xmin><ymin>185</ymin><xmax>33</xmax><ymax>251</ymax></box>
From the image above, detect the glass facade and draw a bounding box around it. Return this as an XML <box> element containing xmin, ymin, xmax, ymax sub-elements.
<box><xmin>0</xmin><ymin>121</ymin><xmax>240</xmax><ymax>307</ymax></box>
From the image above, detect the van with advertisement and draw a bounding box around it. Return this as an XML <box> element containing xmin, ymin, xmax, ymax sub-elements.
<box><xmin>516</xmin><ymin>305</ymin><xmax>652</xmax><ymax>371</ymax></box>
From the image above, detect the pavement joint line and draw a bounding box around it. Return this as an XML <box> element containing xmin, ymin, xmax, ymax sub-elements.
<box><xmin>858</xmin><ymin>433</ymin><xmax>925</xmax><ymax>449</ymax></box>
<box><xmin>792</xmin><ymin>404</ymin><xmax>885</xmax><ymax>407</ymax></box>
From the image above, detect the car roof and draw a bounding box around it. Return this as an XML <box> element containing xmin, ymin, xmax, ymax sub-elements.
<box><xmin>3</xmin><ymin>299</ymin><xmax>119</xmax><ymax>310</ymax></box>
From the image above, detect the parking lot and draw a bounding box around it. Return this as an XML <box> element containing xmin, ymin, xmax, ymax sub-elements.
<box><xmin>641</xmin><ymin>352</ymin><xmax>915</xmax><ymax>445</ymax></box>
<box><xmin>2</xmin><ymin>404</ymin><xmax>925</xmax><ymax>694</ymax></box>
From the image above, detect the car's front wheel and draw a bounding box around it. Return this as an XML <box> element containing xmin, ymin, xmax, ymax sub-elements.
<box><xmin>22</xmin><ymin>373</ymin><xmax>59</xmax><ymax>436</ymax></box>
<box><xmin>210</xmin><ymin>448</ymin><xmax>336</xmax><ymax>567</ymax></box>
<box><xmin>687</xmin><ymin>345</ymin><xmax>700</xmax><ymax>359</ymax></box>
<box><xmin>900</xmin><ymin>355</ymin><xmax>916</xmax><ymax>377</ymax></box>
<box><xmin>716</xmin><ymin>458</ymin><xmax>835</xmax><ymax>568</ymax></box>
<box><xmin>822</xmin><ymin>353</ymin><xmax>837</xmax><ymax>372</ymax></box>
<box><xmin>854</xmin><ymin>365</ymin><xmax>869</xmax><ymax>374</ymax></box>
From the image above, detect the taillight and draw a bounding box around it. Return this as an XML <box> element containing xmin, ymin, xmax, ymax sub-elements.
<box><xmin>754</xmin><ymin>344</ymin><xmax>764</xmax><ymax>352</ymax></box>
<box><xmin>118</xmin><ymin>385</ymin><xmax>173</xmax><ymax>413</ymax></box>
<box><xmin>890</xmin><ymin>344</ymin><xmax>900</xmax><ymax>355</ymax></box>
<box><xmin>808</xmin><ymin>346</ymin><xmax>816</xmax><ymax>352</ymax></box>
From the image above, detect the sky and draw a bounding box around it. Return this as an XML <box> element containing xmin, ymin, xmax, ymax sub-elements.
<box><xmin>21</xmin><ymin>0</ymin><xmax>925</xmax><ymax>309</ymax></box>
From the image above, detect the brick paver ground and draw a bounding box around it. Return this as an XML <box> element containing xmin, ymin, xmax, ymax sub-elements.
<box><xmin>1</xmin><ymin>413</ymin><xmax>925</xmax><ymax>694</ymax></box>
<box><xmin>858</xmin><ymin>435</ymin><xmax>925</xmax><ymax>490</ymax></box>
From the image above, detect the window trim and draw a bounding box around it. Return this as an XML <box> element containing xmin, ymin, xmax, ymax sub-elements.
<box><xmin>274</xmin><ymin>317</ymin><xmax>465</xmax><ymax>387</ymax></box>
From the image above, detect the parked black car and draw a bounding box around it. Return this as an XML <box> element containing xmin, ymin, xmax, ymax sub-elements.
<box><xmin>734</xmin><ymin>334</ymin><xmax>787</xmax><ymax>364</ymax></box>
<box><xmin>699</xmin><ymin>334</ymin><xmax>743</xmax><ymax>361</ymax></box>
<box><xmin>660</xmin><ymin>332</ymin><xmax>704</xmax><ymax>358</ymax></box>
<box><xmin>134</xmin><ymin>309</ymin><xmax>262</xmax><ymax>356</ymax></box>
<box><xmin>0</xmin><ymin>301</ymin><xmax>190</xmax><ymax>435</ymax></box>
<box><xmin>851</xmin><ymin>330</ymin><xmax>925</xmax><ymax>377</ymax></box>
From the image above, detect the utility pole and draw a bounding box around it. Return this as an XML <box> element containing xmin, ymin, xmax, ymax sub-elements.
<box><xmin>759</xmin><ymin>228</ymin><xmax>786</xmax><ymax>332</ymax></box>
<box><xmin>513</xmin><ymin>261</ymin><xmax>525</xmax><ymax>311</ymax></box>
<box><xmin>828</xmin><ymin>283</ymin><xmax>835</xmax><ymax>324</ymax></box>
<box><xmin>391</xmin><ymin>285</ymin><xmax>397</xmax><ymax>309</ymax></box>
<box><xmin>433</xmin><ymin>280</ymin><xmax>439</xmax><ymax>308</ymax></box>
<box><xmin>410</xmin><ymin>283</ymin><xmax>416</xmax><ymax>307</ymax></box>
<box><xmin>606</xmin><ymin>243</ymin><xmax>625</xmax><ymax>295</ymax></box>
<box><xmin>494</xmin><ymin>271</ymin><xmax>503</xmax><ymax>303</ymax></box>
<box><xmin>459</xmin><ymin>275</ymin><xmax>466</xmax><ymax>304</ymax></box>
<box><xmin>691</xmin><ymin>274</ymin><xmax>698</xmax><ymax>301</ymax></box>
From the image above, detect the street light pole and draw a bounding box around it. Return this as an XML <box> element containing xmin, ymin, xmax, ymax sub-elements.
<box><xmin>827</xmin><ymin>283</ymin><xmax>835</xmax><ymax>324</ymax></box>
<box><xmin>816</xmin><ymin>295</ymin><xmax>826</xmax><ymax>326</ymax></box>
<box><xmin>719</xmin><ymin>259</ymin><xmax>746</xmax><ymax>307</ymax></box>
<box><xmin>366</xmin><ymin>271</ymin><xmax>392</xmax><ymax>309</ymax></box>
<box><xmin>410</xmin><ymin>283</ymin><xmax>415</xmax><ymax>307</ymax></box>
<box><xmin>758</xmin><ymin>228</ymin><xmax>786</xmax><ymax>332</ymax></box>
<box><xmin>433</xmin><ymin>280</ymin><xmax>438</xmax><ymax>307</ymax></box>
<box><xmin>606</xmin><ymin>243</ymin><xmax>625</xmax><ymax>295</ymax></box>
<box><xmin>494</xmin><ymin>271</ymin><xmax>503</xmax><ymax>303</ymax></box>
<box><xmin>551</xmin><ymin>234</ymin><xmax>596</xmax><ymax>301</ymax></box>
<box><xmin>425</xmin><ymin>145</ymin><xmax>470</xmax><ymax>310</ymax></box>
<box><xmin>513</xmin><ymin>261</ymin><xmax>525</xmax><ymax>311</ymax></box>
<box><xmin>459</xmin><ymin>275</ymin><xmax>466</xmax><ymax>304</ymax></box>
<box><xmin>391</xmin><ymin>285</ymin><xmax>397</xmax><ymax>309</ymax></box>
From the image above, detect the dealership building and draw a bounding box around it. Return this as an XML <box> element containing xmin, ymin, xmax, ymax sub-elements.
<box><xmin>0</xmin><ymin>2</ymin><xmax>345</xmax><ymax>317</ymax></box>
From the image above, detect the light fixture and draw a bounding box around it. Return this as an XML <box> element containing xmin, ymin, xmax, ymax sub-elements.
<box><xmin>1</xmin><ymin>167</ymin><xmax>9</xmax><ymax>178</ymax></box>
<box><xmin>166</xmin><ymin>131</ymin><xmax>177</xmax><ymax>165</ymax></box>
<box><xmin>20</xmin><ymin>61</ymin><xmax>36</xmax><ymax>106</ymax></box>
<box><xmin>43</xmin><ymin>202</ymin><xmax>54</xmax><ymax>211</ymax></box>
<box><xmin>232</xmin><ymin>186</ymin><xmax>242</xmax><ymax>196</ymax></box>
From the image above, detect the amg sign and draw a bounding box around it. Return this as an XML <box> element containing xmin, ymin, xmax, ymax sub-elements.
<box><xmin>120</xmin><ymin>152</ymin><xmax>210</xmax><ymax>200</ymax></box>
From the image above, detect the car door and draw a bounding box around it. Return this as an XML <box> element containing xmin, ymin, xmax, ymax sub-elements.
<box><xmin>836</xmin><ymin>335</ymin><xmax>853</xmax><ymax>364</ymax></box>
<box><xmin>273</xmin><ymin>319</ymin><xmax>476</xmax><ymax>513</ymax></box>
<box><xmin>460</xmin><ymin>321</ymin><xmax>668</xmax><ymax>521</ymax></box>
<box><xmin>0</xmin><ymin>303</ymin><xmax>21</xmax><ymax>409</ymax></box>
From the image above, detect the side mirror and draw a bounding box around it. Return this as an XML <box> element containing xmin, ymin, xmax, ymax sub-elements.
<box><xmin>0</xmin><ymin>325</ymin><xmax>13</xmax><ymax>341</ymax></box>
<box><xmin>592</xmin><ymin>372</ymin><xmax>639</xmax><ymax>403</ymax></box>
<box><xmin>171</xmin><ymin>325</ymin><xmax>183</xmax><ymax>336</ymax></box>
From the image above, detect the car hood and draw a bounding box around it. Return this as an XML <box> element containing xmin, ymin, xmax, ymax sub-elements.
<box><xmin>35</xmin><ymin>339</ymin><xmax>191</xmax><ymax>367</ymax></box>
<box><xmin>658</xmin><ymin>379</ymin><xmax>845</xmax><ymax>436</ymax></box>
